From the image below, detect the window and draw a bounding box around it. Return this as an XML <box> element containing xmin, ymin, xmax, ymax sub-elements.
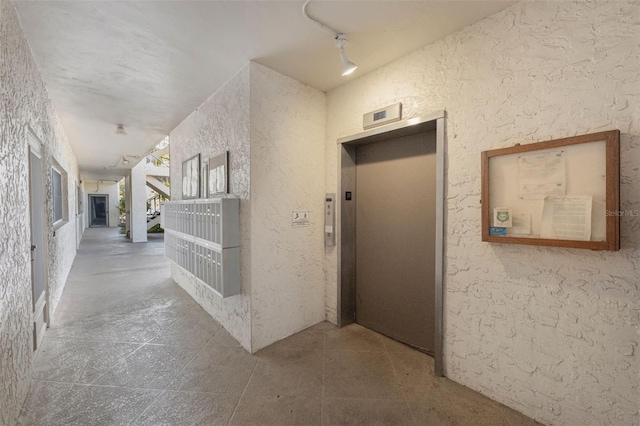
<box><xmin>51</xmin><ymin>160</ymin><xmax>68</xmax><ymax>227</ymax></box>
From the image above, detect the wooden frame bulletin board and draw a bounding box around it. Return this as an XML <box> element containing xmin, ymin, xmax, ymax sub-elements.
<box><xmin>481</xmin><ymin>130</ymin><xmax>620</xmax><ymax>251</ymax></box>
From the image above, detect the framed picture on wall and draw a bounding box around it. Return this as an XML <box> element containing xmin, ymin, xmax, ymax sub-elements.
<box><xmin>182</xmin><ymin>154</ymin><xmax>200</xmax><ymax>199</ymax></box>
<box><xmin>208</xmin><ymin>151</ymin><xmax>229</xmax><ymax>196</ymax></box>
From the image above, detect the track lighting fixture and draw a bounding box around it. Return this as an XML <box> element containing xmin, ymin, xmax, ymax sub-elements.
<box><xmin>122</xmin><ymin>155</ymin><xmax>130</xmax><ymax>166</ymax></box>
<box><xmin>115</xmin><ymin>124</ymin><xmax>127</xmax><ymax>135</ymax></box>
<box><xmin>302</xmin><ymin>0</ymin><xmax>357</xmax><ymax>77</ymax></box>
<box><xmin>335</xmin><ymin>34</ymin><xmax>357</xmax><ymax>76</ymax></box>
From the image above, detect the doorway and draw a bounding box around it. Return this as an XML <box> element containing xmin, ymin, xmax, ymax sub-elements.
<box><xmin>28</xmin><ymin>131</ymin><xmax>48</xmax><ymax>351</ymax></box>
<box><xmin>338</xmin><ymin>111</ymin><xmax>445</xmax><ymax>375</ymax></box>
<box><xmin>89</xmin><ymin>194</ymin><xmax>108</xmax><ymax>227</ymax></box>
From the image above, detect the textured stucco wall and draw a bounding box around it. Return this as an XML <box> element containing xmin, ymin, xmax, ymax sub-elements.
<box><xmin>0</xmin><ymin>0</ymin><xmax>79</xmax><ymax>423</ymax></box>
<box><xmin>169</xmin><ymin>65</ymin><xmax>252</xmax><ymax>350</ymax></box>
<box><xmin>169</xmin><ymin>63</ymin><xmax>327</xmax><ymax>352</ymax></box>
<box><xmin>324</xmin><ymin>1</ymin><xmax>639</xmax><ymax>425</ymax></box>
<box><xmin>83</xmin><ymin>180</ymin><xmax>119</xmax><ymax>229</ymax></box>
<box><xmin>249</xmin><ymin>63</ymin><xmax>326</xmax><ymax>351</ymax></box>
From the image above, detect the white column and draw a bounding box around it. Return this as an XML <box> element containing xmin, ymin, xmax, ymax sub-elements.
<box><xmin>124</xmin><ymin>174</ymin><xmax>132</xmax><ymax>238</ymax></box>
<box><xmin>130</xmin><ymin>161</ymin><xmax>147</xmax><ymax>242</ymax></box>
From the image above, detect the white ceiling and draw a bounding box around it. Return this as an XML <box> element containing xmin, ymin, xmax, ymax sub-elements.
<box><xmin>14</xmin><ymin>0</ymin><xmax>515</xmax><ymax>181</ymax></box>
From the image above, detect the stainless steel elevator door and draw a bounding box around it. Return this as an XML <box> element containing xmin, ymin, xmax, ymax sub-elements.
<box><xmin>355</xmin><ymin>131</ymin><xmax>436</xmax><ymax>352</ymax></box>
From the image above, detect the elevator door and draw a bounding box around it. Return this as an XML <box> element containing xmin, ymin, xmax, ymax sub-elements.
<box><xmin>355</xmin><ymin>131</ymin><xmax>436</xmax><ymax>352</ymax></box>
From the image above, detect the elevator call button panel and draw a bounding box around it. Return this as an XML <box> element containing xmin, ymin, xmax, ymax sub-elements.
<box><xmin>325</xmin><ymin>193</ymin><xmax>336</xmax><ymax>247</ymax></box>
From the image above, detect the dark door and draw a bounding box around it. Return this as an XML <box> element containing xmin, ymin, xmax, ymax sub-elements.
<box><xmin>89</xmin><ymin>195</ymin><xmax>108</xmax><ymax>227</ymax></box>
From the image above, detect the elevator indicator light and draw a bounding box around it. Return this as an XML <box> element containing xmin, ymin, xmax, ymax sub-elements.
<box><xmin>373</xmin><ymin>110</ymin><xmax>387</xmax><ymax>121</ymax></box>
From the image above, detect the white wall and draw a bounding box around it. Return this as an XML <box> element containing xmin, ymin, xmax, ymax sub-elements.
<box><xmin>170</xmin><ymin>65</ymin><xmax>253</xmax><ymax>350</ymax></box>
<box><xmin>324</xmin><ymin>1</ymin><xmax>639</xmax><ymax>425</ymax></box>
<box><xmin>169</xmin><ymin>63</ymin><xmax>327</xmax><ymax>353</ymax></box>
<box><xmin>83</xmin><ymin>180</ymin><xmax>119</xmax><ymax>228</ymax></box>
<box><xmin>249</xmin><ymin>63</ymin><xmax>326</xmax><ymax>351</ymax></box>
<box><xmin>0</xmin><ymin>0</ymin><xmax>80</xmax><ymax>422</ymax></box>
<box><xmin>124</xmin><ymin>175</ymin><xmax>132</xmax><ymax>237</ymax></box>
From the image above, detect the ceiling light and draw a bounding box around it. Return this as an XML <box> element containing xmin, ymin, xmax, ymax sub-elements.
<box><xmin>302</xmin><ymin>0</ymin><xmax>357</xmax><ymax>77</ymax></box>
<box><xmin>115</xmin><ymin>124</ymin><xmax>127</xmax><ymax>135</ymax></box>
<box><xmin>335</xmin><ymin>34</ymin><xmax>357</xmax><ymax>76</ymax></box>
<box><xmin>122</xmin><ymin>156</ymin><xmax>130</xmax><ymax>166</ymax></box>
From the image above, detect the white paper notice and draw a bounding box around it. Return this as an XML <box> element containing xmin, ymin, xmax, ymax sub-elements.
<box><xmin>208</xmin><ymin>168</ymin><xmax>217</xmax><ymax>195</ymax></box>
<box><xmin>518</xmin><ymin>150</ymin><xmax>566</xmax><ymax>199</ymax></box>
<box><xmin>217</xmin><ymin>166</ymin><xmax>225</xmax><ymax>192</ymax></box>
<box><xmin>508</xmin><ymin>213</ymin><xmax>531</xmax><ymax>235</ymax></box>
<box><xmin>190</xmin><ymin>160</ymin><xmax>198</xmax><ymax>196</ymax></box>
<box><xmin>182</xmin><ymin>175</ymin><xmax>189</xmax><ymax>196</ymax></box>
<box><xmin>207</xmin><ymin>165</ymin><xmax>227</xmax><ymax>195</ymax></box>
<box><xmin>540</xmin><ymin>196</ymin><xmax>592</xmax><ymax>241</ymax></box>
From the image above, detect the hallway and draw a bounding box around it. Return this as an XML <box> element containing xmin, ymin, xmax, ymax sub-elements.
<box><xmin>18</xmin><ymin>228</ymin><xmax>536</xmax><ymax>425</ymax></box>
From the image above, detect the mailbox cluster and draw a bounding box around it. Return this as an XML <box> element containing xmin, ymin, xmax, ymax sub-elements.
<box><xmin>163</xmin><ymin>198</ymin><xmax>240</xmax><ymax>297</ymax></box>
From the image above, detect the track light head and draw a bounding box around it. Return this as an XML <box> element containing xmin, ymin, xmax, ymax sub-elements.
<box><xmin>335</xmin><ymin>34</ymin><xmax>357</xmax><ymax>77</ymax></box>
<box><xmin>122</xmin><ymin>155</ymin><xmax>130</xmax><ymax>166</ymax></box>
<box><xmin>339</xmin><ymin>49</ymin><xmax>357</xmax><ymax>76</ymax></box>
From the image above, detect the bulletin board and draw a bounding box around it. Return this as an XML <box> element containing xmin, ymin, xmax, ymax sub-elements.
<box><xmin>481</xmin><ymin>130</ymin><xmax>620</xmax><ymax>251</ymax></box>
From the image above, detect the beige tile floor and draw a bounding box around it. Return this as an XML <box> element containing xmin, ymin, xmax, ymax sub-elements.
<box><xmin>18</xmin><ymin>228</ymin><xmax>538</xmax><ymax>425</ymax></box>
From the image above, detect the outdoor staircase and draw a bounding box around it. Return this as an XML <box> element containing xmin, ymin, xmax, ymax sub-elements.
<box><xmin>144</xmin><ymin>146</ymin><xmax>170</xmax><ymax>231</ymax></box>
<box><xmin>147</xmin><ymin>215</ymin><xmax>161</xmax><ymax>230</ymax></box>
<box><xmin>146</xmin><ymin>175</ymin><xmax>170</xmax><ymax>198</ymax></box>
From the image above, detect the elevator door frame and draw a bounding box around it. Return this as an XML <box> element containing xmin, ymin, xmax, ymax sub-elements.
<box><xmin>337</xmin><ymin>110</ymin><xmax>446</xmax><ymax>377</ymax></box>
